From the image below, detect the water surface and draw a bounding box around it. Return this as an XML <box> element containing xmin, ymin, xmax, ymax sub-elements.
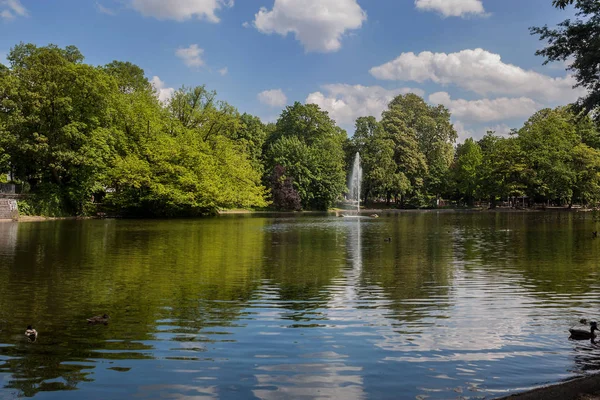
<box><xmin>1</xmin><ymin>212</ymin><xmax>600</xmax><ymax>399</ymax></box>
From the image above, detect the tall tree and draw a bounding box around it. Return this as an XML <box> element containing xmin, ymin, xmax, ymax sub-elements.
<box><xmin>531</xmin><ymin>0</ymin><xmax>600</xmax><ymax>119</ymax></box>
<box><xmin>452</xmin><ymin>138</ymin><xmax>482</xmax><ymax>206</ymax></box>
<box><xmin>0</xmin><ymin>43</ymin><xmax>118</xmax><ymax>214</ymax></box>
<box><xmin>381</xmin><ymin>94</ymin><xmax>429</xmax><ymax>205</ymax></box>
<box><xmin>518</xmin><ymin>107</ymin><xmax>580</xmax><ymax>204</ymax></box>
<box><xmin>266</xmin><ymin>102</ymin><xmax>347</xmax><ymax>210</ymax></box>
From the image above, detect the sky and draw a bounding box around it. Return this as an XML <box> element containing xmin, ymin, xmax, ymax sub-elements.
<box><xmin>0</xmin><ymin>0</ymin><xmax>585</xmax><ymax>141</ymax></box>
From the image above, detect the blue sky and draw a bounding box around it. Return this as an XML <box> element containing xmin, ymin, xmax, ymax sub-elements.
<box><xmin>0</xmin><ymin>0</ymin><xmax>583</xmax><ymax>140</ymax></box>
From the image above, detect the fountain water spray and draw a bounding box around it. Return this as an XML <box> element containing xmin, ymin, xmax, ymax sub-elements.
<box><xmin>349</xmin><ymin>152</ymin><xmax>363</xmax><ymax>214</ymax></box>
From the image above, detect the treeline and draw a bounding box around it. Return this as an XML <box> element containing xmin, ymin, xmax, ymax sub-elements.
<box><xmin>352</xmin><ymin>104</ymin><xmax>600</xmax><ymax>208</ymax></box>
<box><xmin>1</xmin><ymin>43</ymin><xmax>599</xmax><ymax>216</ymax></box>
<box><xmin>0</xmin><ymin>43</ymin><xmax>348</xmax><ymax>216</ymax></box>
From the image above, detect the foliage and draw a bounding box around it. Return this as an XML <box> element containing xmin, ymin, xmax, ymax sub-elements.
<box><xmin>265</xmin><ymin>102</ymin><xmax>347</xmax><ymax>210</ymax></box>
<box><xmin>269</xmin><ymin>164</ymin><xmax>302</xmax><ymax>211</ymax></box>
<box><xmin>453</xmin><ymin>138</ymin><xmax>482</xmax><ymax>206</ymax></box>
<box><xmin>0</xmin><ymin>43</ymin><xmax>269</xmax><ymax>217</ymax></box>
<box><xmin>531</xmin><ymin>0</ymin><xmax>600</xmax><ymax>119</ymax></box>
<box><xmin>0</xmin><ymin>43</ymin><xmax>117</xmax><ymax>215</ymax></box>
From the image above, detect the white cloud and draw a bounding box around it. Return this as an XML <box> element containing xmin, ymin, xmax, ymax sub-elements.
<box><xmin>452</xmin><ymin>121</ymin><xmax>475</xmax><ymax>143</ymax></box>
<box><xmin>176</xmin><ymin>44</ymin><xmax>205</xmax><ymax>68</ymax></box>
<box><xmin>415</xmin><ymin>0</ymin><xmax>486</xmax><ymax>18</ymax></box>
<box><xmin>218</xmin><ymin>67</ymin><xmax>228</xmax><ymax>76</ymax></box>
<box><xmin>429</xmin><ymin>92</ymin><xmax>539</xmax><ymax>123</ymax></box>
<box><xmin>0</xmin><ymin>0</ymin><xmax>28</xmax><ymax>20</ymax></box>
<box><xmin>484</xmin><ymin>123</ymin><xmax>513</xmax><ymax>136</ymax></box>
<box><xmin>370</xmin><ymin>48</ymin><xmax>585</xmax><ymax>102</ymax></box>
<box><xmin>252</xmin><ymin>0</ymin><xmax>367</xmax><ymax>53</ymax></box>
<box><xmin>130</xmin><ymin>0</ymin><xmax>233</xmax><ymax>23</ymax></box>
<box><xmin>151</xmin><ymin>76</ymin><xmax>175</xmax><ymax>103</ymax></box>
<box><xmin>96</xmin><ymin>2</ymin><xmax>116</xmax><ymax>15</ymax></box>
<box><xmin>258</xmin><ymin>89</ymin><xmax>287</xmax><ymax>107</ymax></box>
<box><xmin>306</xmin><ymin>84</ymin><xmax>424</xmax><ymax>126</ymax></box>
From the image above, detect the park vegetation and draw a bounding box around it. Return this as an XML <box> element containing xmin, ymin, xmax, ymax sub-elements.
<box><xmin>0</xmin><ymin>1</ymin><xmax>598</xmax><ymax>216</ymax></box>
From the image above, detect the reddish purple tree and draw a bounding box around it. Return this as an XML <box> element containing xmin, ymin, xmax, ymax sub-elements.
<box><xmin>269</xmin><ymin>165</ymin><xmax>302</xmax><ymax>211</ymax></box>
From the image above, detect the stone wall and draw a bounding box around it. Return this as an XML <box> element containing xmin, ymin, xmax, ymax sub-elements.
<box><xmin>0</xmin><ymin>199</ymin><xmax>19</xmax><ymax>220</ymax></box>
<box><xmin>0</xmin><ymin>184</ymin><xmax>16</xmax><ymax>194</ymax></box>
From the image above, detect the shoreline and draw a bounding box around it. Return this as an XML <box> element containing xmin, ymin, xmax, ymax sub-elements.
<box><xmin>497</xmin><ymin>373</ymin><xmax>600</xmax><ymax>400</ymax></box>
<box><xmin>0</xmin><ymin>206</ymin><xmax>593</xmax><ymax>221</ymax></box>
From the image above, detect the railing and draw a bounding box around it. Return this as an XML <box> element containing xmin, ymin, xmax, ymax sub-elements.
<box><xmin>0</xmin><ymin>184</ymin><xmax>15</xmax><ymax>194</ymax></box>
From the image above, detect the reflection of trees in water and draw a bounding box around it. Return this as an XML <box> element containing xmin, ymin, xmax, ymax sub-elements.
<box><xmin>358</xmin><ymin>214</ymin><xmax>455</xmax><ymax>322</ymax></box>
<box><xmin>0</xmin><ymin>217</ymin><xmax>267</xmax><ymax>397</ymax></box>
<box><xmin>0</xmin><ymin>221</ymin><xmax>17</xmax><ymax>258</ymax></box>
<box><xmin>451</xmin><ymin>212</ymin><xmax>600</xmax><ymax>298</ymax></box>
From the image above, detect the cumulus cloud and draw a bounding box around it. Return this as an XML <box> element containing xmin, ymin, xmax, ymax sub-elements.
<box><xmin>258</xmin><ymin>89</ymin><xmax>288</xmax><ymax>107</ymax></box>
<box><xmin>130</xmin><ymin>0</ymin><xmax>233</xmax><ymax>23</ymax></box>
<box><xmin>252</xmin><ymin>0</ymin><xmax>367</xmax><ymax>53</ymax></box>
<box><xmin>429</xmin><ymin>92</ymin><xmax>539</xmax><ymax>123</ymax></box>
<box><xmin>306</xmin><ymin>84</ymin><xmax>424</xmax><ymax>126</ymax></box>
<box><xmin>0</xmin><ymin>0</ymin><xmax>28</xmax><ymax>20</ymax></box>
<box><xmin>370</xmin><ymin>48</ymin><xmax>585</xmax><ymax>102</ymax></box>
<box><xmin>176</xmin><ymin>44</ymin><xmax>205</xmax><ymax>68</ymax></box>
<box><xmin>218</xmin><ymin>67</ymin><xmax>228</xmax><ymax>76</ymax></box>
<box><xmin>151</xmin><ymin>76</ymin><xmax>175</xmax><ymax>103</ymax></box>
<box><xmin>415</xmin><ymin>0</ymin><xmax>486</xmax><ymax>18</ymax></box>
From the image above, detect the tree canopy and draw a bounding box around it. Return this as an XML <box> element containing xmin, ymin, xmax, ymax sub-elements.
<box><xmin>531</xmin><ymin>0</ymin><xmax>600</xmax><ymax>119</ymax></box>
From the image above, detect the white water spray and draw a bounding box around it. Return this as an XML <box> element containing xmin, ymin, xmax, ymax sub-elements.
<box><xmin>349</xmin><ymin>152</ymin><xmax>363</xmax><ymax>214</ymax></box>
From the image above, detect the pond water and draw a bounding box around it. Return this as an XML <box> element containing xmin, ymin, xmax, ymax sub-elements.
<box><xmin>1</xmin><ymin>212</ymin><xmax>600</xmax><ymax>399</ymax></box>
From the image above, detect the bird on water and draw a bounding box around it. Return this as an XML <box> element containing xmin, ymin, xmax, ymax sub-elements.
<box><xmin>569</xmin><ymin>321</ymin><xmax>598</xmax><ymax>340</ymax></box>
<box><xmin>24</xmin><ymin>325</ymin><xmax>37</xmax><ymax>342</ymax></box>
<box><xmin>87</xmin><ymin>314</ymin><xmax>110</xmax><ymax>324</ymax></box>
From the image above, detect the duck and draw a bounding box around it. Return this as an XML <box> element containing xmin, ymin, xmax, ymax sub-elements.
<box><xmin>569</xmin><ymin>321</ymin><xmax>598</xmax><ymax>340</ymax></box>
<box><xmin>370</xmin><ymin>214</ymin><xmax>379</xmax><ymax>218</ymax></box>
<box><xmin>580</xmin><ymin>318</ymin><xmax>588</xmax><ymax>325</ymax></box>
<box><xmin>87</xmin><ymin>314</ymin><xmax>110</xmax><ymax>325</ymax></box>
<box><xmin>384</xmin><ymin>237</ymin><xmax>392</xmax><ymax>242</ymax></box>
<box><xmin>24</xmin><ymin>325</ymin><xmax>37</xmax><ymax>342</ymax></box>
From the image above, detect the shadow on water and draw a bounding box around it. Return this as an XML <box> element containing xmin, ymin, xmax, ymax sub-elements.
<box><xmin>0</xmin><ymin>213</ymin><xmax>599</xmax><ymax>398</ymax></box>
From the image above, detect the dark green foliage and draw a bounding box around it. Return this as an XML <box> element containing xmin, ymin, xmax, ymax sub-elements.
<box><xmin>265</xmin><ymin>102</ymin><xmax>347</xmax><ymax>210</ymax></box>
<box><xmin>531</xmin><ymin>0</ymin><xmax>600</xmax><ymax>119</ymax></box>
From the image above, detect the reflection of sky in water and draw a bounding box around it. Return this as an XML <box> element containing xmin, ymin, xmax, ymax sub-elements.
<box><xmin>1</xmin><ymin>215</ymin><xmax>600</xmax><ymax>399</ymax></box>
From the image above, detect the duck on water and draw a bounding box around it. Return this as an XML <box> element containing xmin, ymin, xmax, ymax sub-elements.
<box><xmin>24</xmin><ymin>325</ymin><xmax>37</xmax><ymax>342</ymax></box>
<box><xmin>569</xmin><ymin>321</ymin><xmax>598</xmax><ymax>340</ymax></box>
<box><xmin>87</xmin><ymin>314</ymin><xmax>110</xmax><ymax>324</ymax></box>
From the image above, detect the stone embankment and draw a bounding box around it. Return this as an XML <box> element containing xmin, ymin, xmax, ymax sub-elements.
<box><xmin>0</xmin><ymin>184</ymin><xmax>19</xmax><ymax>220</ymax></box>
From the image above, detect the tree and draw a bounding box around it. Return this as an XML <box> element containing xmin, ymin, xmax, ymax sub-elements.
<box><xmin>518</xmin><ymin>108</ymin><xmax>580</xmax><ymax>204</ymax></box>
<box><xmin>266</xmin><ymin>102</ymin><xmax>347</xmax><ymax>210</ymax></box>
<box><xmin>103</xmin><ymin>61</ymin><xmax>152</xmax><ymax>94</ymax></box>
<box><xmin>381</xmin><ymin>94</ymin><xmax>429</xmax><ymax>205</ymax></box>
<box><xmin>0</xmin><ymin>43</ymin><xmax>118</xmax><ymax>214</ymax></box>
<box><xmin>107</xmin><ymin>86</ymin><xmax>268</xmax><ymax>216</ymax></box>
<box><xmin>453</xmin><ymin>138</ymin><xmax>482</xmax><ymax>206</ymax></box>
<box><xmin>269</xmin><ymin>165</ymin><xmax>302</xmax><ymax>211</ymax></box>
<box><xmin>478</xmin><ymin>133</ymin><xmax>526</xmax><ymax>208</ymax></box>
<box><xmin>531</xmin><ymin>0</ymin><xmax>600</xmax><ymax>119</ymax></box>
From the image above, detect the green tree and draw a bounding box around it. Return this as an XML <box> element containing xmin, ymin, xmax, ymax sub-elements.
<box><xmin>381</xmin><ymin>94</ymin><xmax>429</xmax><ymax>205</ymax></box>
<box><xmin>452</xmin><ymin>138</ymin><xmax>482</xmax><ymax>206</ymax></box>
<box><xmin>478</xmin><ymin>133</ymin><xmax>527</xmax><ymax>208</ymax></box>
<box><xmin>0</xmin><ymin>43</ymin><xmax>118</xmax><ymax>215</ymax></box>
<box><xmin>531</xmin><ymin>0</ymin><xmax>600</xmax><ymax>119</ymax></box>
<box><xmin>266</xmin><ymin>102</ymin><xmax>347</xmax><ymax>210</ymax></box>
<box><xmin>518</xmin><ymin>108</ymin><xmax>579</xmax><ymax>204</ymax></box>
<box><xmin>107</xmin><ymin>86</ymin><xmax>268</xmax><ymax>216</ymax></box>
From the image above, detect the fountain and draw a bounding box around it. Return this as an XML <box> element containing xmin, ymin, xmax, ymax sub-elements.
<box><xmin>342</xmin><ymin>152</ymin><xmax>363</xmax><ymax>218</ymax></box>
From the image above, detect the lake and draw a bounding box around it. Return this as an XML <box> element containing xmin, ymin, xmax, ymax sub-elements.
<box><xmin>0</xmin><ymin>212</ymin><xmax>599</xmax><ymax>399</ymax></box>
